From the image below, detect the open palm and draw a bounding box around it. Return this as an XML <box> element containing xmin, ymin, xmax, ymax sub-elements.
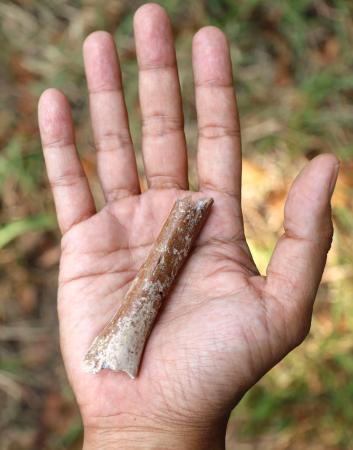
<box><xmin>38</xmin><ymin>4</ymin><xmax>338</xmax><ymax>448</ymax></box>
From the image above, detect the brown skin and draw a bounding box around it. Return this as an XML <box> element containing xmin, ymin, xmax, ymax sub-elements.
<box><xmin>38</xmin><ymin>4</ymin><xmax>339</xmax><ymax>450</ymax></box>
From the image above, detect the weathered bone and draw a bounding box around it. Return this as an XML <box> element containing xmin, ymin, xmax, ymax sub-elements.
<box><xmin>83</xmin><ymin>196</ymin><xmax>213</xmax><ymax>378</ymax></box>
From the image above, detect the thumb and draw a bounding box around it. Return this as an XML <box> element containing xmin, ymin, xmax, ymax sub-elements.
<box><xmin>264</xmin><ymin>154</ymin><xmax>339</xmax><ymax>340</ymax></box>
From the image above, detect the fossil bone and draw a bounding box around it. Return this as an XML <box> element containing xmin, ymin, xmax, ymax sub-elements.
<box><xmin>83</xmin><ymin>196</ymin><xmax>213</xmax><ymax>378</ymax></box>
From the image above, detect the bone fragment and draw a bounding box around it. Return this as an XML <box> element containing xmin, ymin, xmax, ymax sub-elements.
<box><xmin>83</xmin><ymin>196</ymin><xmax>213</xmax><ymax>378</ymax></box>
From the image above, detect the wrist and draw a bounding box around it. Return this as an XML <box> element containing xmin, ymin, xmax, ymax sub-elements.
<box><xmin>82</xmin><ymin>418</ymin><xmax>227</xmax><ymax>450</ymax></box>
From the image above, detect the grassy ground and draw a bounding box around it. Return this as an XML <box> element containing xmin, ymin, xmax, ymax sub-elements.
<box><xmin>1</xmin><ymin>0</ymin><xmax>353</xmax><ymax>448</ymax></box>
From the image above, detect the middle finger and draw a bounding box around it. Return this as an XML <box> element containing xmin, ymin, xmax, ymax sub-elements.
<box><xmin>134</xmin><ymin>4</ymin><xmax>188</xmax><ymax>190</ymax></box>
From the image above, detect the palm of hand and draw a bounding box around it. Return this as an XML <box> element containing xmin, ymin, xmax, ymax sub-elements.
<box><xmin>59</xmin><ymin>189</ymin><xmax>278</xmax><ymax>425</ymax></box>
<box><xmin>38</xmin><ymin>3</ymin><xmax>336</xmax><ymax>439</ymax></box>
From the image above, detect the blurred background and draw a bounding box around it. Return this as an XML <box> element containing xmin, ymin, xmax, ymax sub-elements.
<box><xmin>1</xmin><ymin>0</ymin><xmax>353</xmax><ymax>448</ymax></box>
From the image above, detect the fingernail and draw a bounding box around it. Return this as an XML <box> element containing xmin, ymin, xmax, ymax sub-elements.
<box><xmin>329</xmin><ymin>162</ymin><xmax>340</xmax><ymax>197</ymax></box>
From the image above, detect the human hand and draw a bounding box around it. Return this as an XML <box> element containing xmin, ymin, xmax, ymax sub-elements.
<box><xmin>38</xmin><ymin>4</ymin><xmax>339</xmax><ymax>449</ymax></box>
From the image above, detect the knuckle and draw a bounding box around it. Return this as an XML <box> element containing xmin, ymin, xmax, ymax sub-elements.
<box><xmin>95</xmin><ymin>130</ymin><xmax>132</xmax><ymax>153</ymax></box>
<box><xmin>148</xmin><ymin>174</ymin><xmax>184</xmax><ymax>190</ymax></box>
<box><xmin>44</xmin><ymin>138</ymin><xmax>73</xmax><ymax>150</ymax></box>
<box><xmin>142</xmin><ymin>113</ymin><xmax>183</xmax><ymax>138</ymax></box>
<box><xmin>49</xmin><ymin>172</ymin><xmax>85</xmax><ymax>188</ymax></box>
<box><xmin>198</xmin><ymin>123</ymin><xmax>240</xmax><ymax>140</ymax></box>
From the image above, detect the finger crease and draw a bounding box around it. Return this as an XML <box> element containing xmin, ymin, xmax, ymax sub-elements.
<box><xmin>148</xmin><ymin>174</ymin><xmax>185</xmax><ymax>190</ymax></box>
<box><xmin>139</xmin><ymin>62</ymin><xmax>176</xmax><ymax>72</ymax></box>
<box><xmin>105</xmin><ymin>187</ymin><xmax>140</xmax><ymax>202</ymax></box>
<box><xmin>195</xmin><ymin>80</ymin><xmax>234</xmax><ymax>88</ymax></box>
<box><xmin>61</xmin><ymin>210</ymin><xmax>95</xmax><ymax>236</ymax></box>
<box><xmin>89</xmin><ymin>87</ymin><xmax>123</xmax><ymax>95</ymax></box>
<box><xmin>50</xmin><ymin>172</ymin><xmax>87</xmax><ymax>188</ymax></box>
<box><xmin>44</xmin><ymin>140</ymin><xmax>75</xmax><ymax>151</ymax></box>
<box><xmin>142</xmin><ymin>115</ymin><xmax>184</xmax><ymax>138</ymax></box>
<box><xmin>95</xmin><ymin>131</ymin><xmax>132</xmax><ymax>153</ymax></box>
<box><xmin>198</xmin><ymin>124</ymin><xmax>240</xmax><ymax>140</ymax></box>
<box><xmin>201</xmin><ymin>183</ymin><xmax>240</xmax><ymax>200</ymax></box>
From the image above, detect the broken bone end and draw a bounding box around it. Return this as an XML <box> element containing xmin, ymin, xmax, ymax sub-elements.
<box><xmin>82</xmin><ymin>358</ymin><xmax>137</xmax><ymax>379</ymax></box>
